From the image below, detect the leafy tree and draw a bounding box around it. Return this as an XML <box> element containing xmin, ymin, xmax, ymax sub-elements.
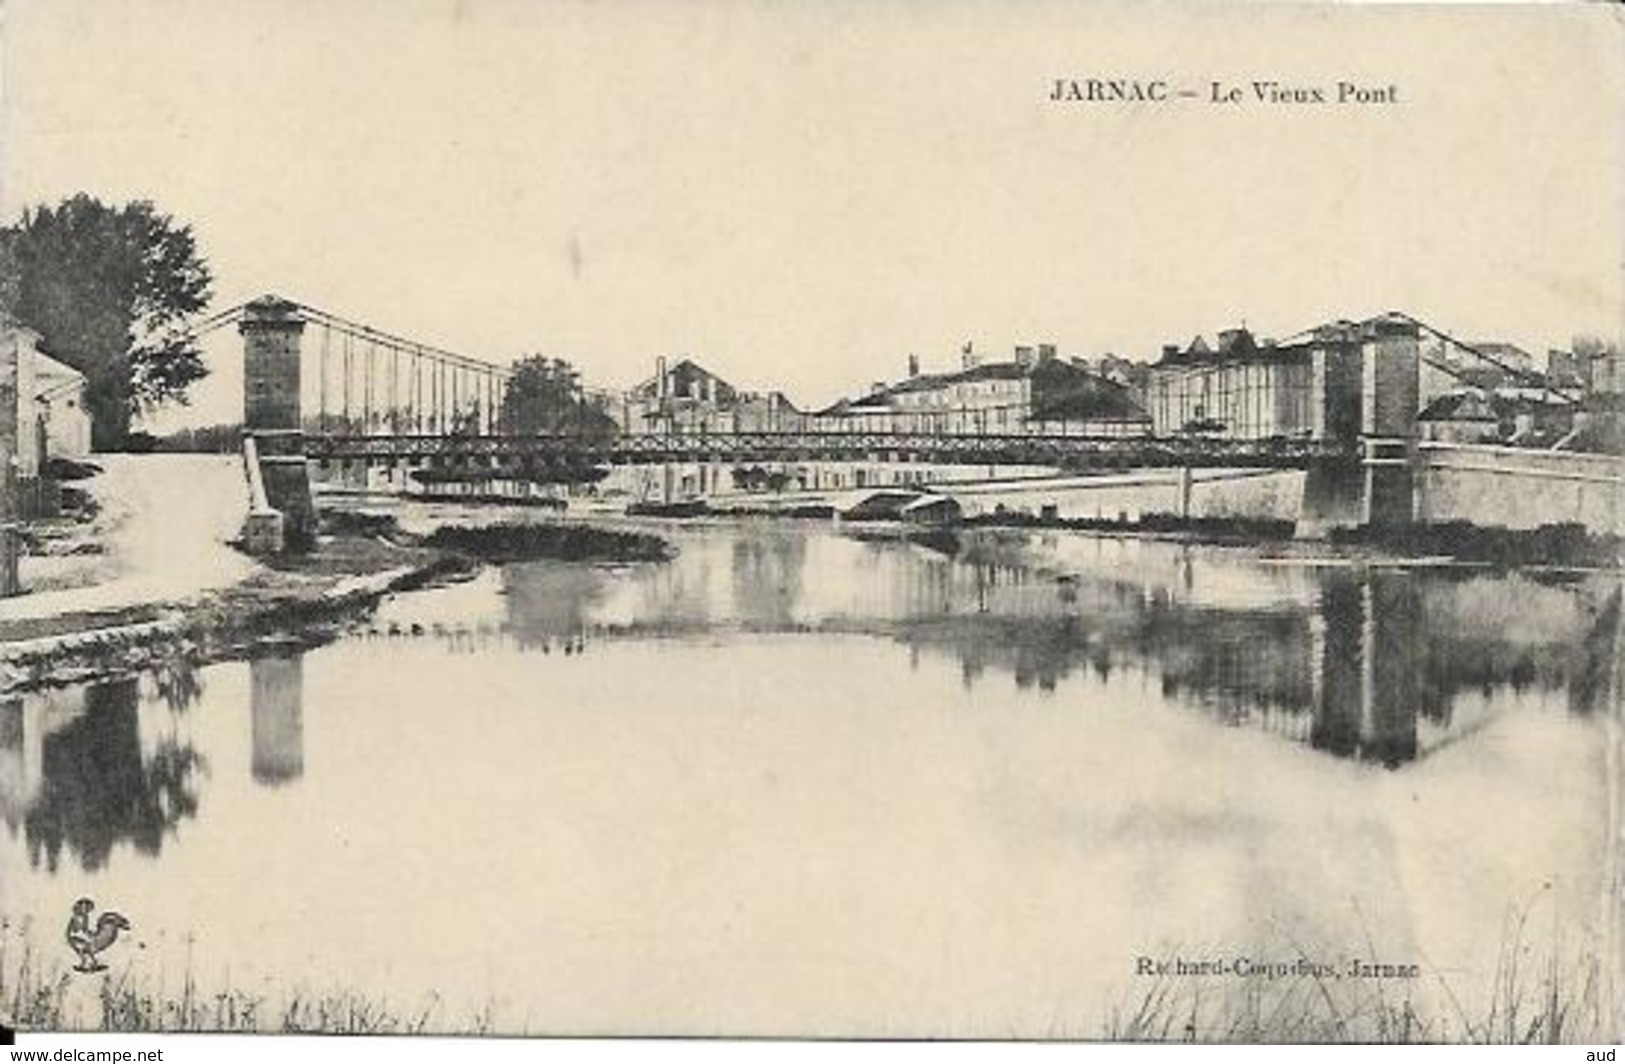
<box><xmin>498</xmin><ymin>355</ymin><xmax>615</xmax><ymax>439</ymax></box>
<box><xmin>0</xmin><ymin>194</ymin><xmax>213</xmax><ymax>448</ymax></box>
<box><xmin>498</xmin><ymin>356</ymin><xmax>579</xmax><ymax>433</ymax></box>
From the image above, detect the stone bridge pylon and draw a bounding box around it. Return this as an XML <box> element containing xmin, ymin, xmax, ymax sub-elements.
<box><xmin>239</xmin><ymin>296</ymin><xmax>317</xmax><ymax>554</ymax></box>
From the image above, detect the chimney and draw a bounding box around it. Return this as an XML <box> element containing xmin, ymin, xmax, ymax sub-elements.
<box><xmin>1161</xmin><ymin>344</ymin><xmax>1180</xmax><ymax>360</ymax></box>
<box><xmin>961</xmin><ymin>341</ymin><xmax>977</xmax><ymax>370</ymax></box>
<box><xmin>870</xmin><ymin>381</ymin><xmax>887</xmax><ymax>396</ymax></box>
<box><xmin>656</xmin><ymin>356</ymin><xmax>668</xmax><ymax>399</ymax></box>
<box><xmin>908</xmin><ymin>354</ymin><xmax>920</xmax><ymax>378</ymax></box>
<box><xmin>1014</xmin><ymin>345</ymin><xmax>1036</xmax><ymax>369</ymax></box>
<box><xmin>1037</xmin><ymin>343</ymin><xmax>1057</xmax><ymax>364</ymax></box>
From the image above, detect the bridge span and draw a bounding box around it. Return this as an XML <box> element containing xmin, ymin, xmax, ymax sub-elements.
<box><xmin>303</xmin><ymin>429</ymin><xmax>1347</xmax><ymax>470</ymax></box>
<box><xmin>212</xmin><ymin>294</ymin><xmax>1616</xmax><ymax>554</ymax></box>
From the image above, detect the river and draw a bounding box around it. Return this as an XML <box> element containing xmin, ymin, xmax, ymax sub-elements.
<box><xmin>1</xmin><ymin>515</ymin><xmax>1618</xmax><ymax>1036</ymax></box>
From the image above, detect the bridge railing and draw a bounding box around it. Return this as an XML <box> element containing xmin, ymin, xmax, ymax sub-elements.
<box><xmin>304</xmin><ymin>428</ymin><xmax>1351</xmax><ymax>469</ymax></box>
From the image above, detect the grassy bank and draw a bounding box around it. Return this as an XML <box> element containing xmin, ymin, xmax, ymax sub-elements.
<box><xmin>959</xmin><ymin>510</ymin><xmax>1623</xmax><ymax>568</ymax></box>
<box><xmin>421</xmin><ymin>521</ymin><xmax>673</xmax><ymax>564</ymax></box>
<box><xmin>964</xmin><ymin>509</ymin><xmax>1299</xmax><ymax>543</ymax></box>
<box><xmin>1329</xmin><ymin>521</ymin><xmax>1623</xmax><ymax>569</ymax></box>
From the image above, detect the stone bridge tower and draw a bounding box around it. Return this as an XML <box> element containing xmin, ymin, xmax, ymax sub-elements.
<box><xmin>240</xmin><ymin>296</ymin><xmax>317</xmax><ymax>552</ymax></box>
<box><xmin>1359</xmin><ymin>315</ymin><xmax>1422</xmax><ymax>529</ymax></box>
<box><xmin>1297</xmin><ymin>315</ymin><xmax>1422</xmax><ymax>537</ymax></box>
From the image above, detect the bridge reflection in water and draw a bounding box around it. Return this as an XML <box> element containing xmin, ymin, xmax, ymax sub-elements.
<box><xmin>0</xmin><ymin>651</ymin><xmax>311</xmax><ymax>872</ymax></box>
<box><xmin>251</xmin><ymin>653</ymin><xmax>305</xmax><ymax>786</ymax></box>
<box><xmin>0</xmin><ymin>527</ymin><xmax>1617</xmax><ymax>874</ymax></box>
<box><xmin>370</xmin><ymin>526</ymin><xmax>1618</xmax><ymax>767</ymax></box>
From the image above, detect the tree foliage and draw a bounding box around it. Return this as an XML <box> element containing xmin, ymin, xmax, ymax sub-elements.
<box><xmin>0</xmin><ymin>194</ymin><xmax>213</xmax><ymax>448</ymax></box>
<box><xmin>498</xmin><ymin>355</ymin><xmax>616</xmax><ymax>439</ymax></box>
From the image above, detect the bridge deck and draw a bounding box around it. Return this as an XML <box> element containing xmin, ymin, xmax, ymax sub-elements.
<box><xmin>303</xmin><ymin>431</ymin><xmax>1353</xmax><ymax>469</ymax></box>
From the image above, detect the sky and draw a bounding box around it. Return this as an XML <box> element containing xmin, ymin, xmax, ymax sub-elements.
<box><xmin>3</xmin><ymin>0</ymin><xmax>1622</xmax><ymax>429</ymax></box>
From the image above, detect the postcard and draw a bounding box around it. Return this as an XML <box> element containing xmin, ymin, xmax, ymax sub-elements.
<box><xmin>0</xmin><ymin>0</ymin><xmax>1620</xmax><ymax>1046</ymax></box>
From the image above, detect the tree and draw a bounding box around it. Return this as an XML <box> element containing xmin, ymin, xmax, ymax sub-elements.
<box><xmin>498</xmin><ymin>355</ymin><xmax>615</xmax><ymax>439</ymax></box>
<box><xmin>0</xmin><ymin>194</ymin><xmax>213</xmax><ymax>448</ymax></box>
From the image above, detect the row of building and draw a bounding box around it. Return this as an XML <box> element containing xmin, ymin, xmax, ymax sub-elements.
<box><xmin>604</xmin><ymin>313</ymin><xmax>1622</xmax><ymax>454</ymax></box>
<box><xmin>610</xmin><ymin>344</ymin><xmax>1152</xmax><ymax>440</ymax></box>
<box><xmin>5</xmin><ymin>307</ymin><xmax>1619</xmax><ymax>479</ymax></box>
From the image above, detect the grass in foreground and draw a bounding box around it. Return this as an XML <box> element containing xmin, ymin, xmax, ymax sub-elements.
<box><xmin>1105</xmin><ymin>903</ymin><xmax>1616</xmax><ymax>1044</ymax></box>
<box><xmin>0</xmin><ymin>919</ymin><xmax>504</xmax><ymax>1035</ymax></box>
<box><xmin>3</xmin><ymin>910</ymin><xmax>1614</xmax><ymax>1041</ymax></box>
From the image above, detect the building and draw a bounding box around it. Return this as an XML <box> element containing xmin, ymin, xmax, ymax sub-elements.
<box><xmin>32</xmin><ymin>351</ymin><xmax>91</xmax><ymax>460</ymax></box>
<box><xmin>616</xmin><ymin>357</ymin><xmax>808</xmax><ymax>435</ymax></box>
<box><xmin>616</xmin><ymin>357</ymin><xmax>735</xmax><ymax>435</ymax></box>
<box><xmin>1593</xmin><ymin>348</ymin><xmax>1625</xmax><ymax>394</ymax></box>
<box><xmin>1416</xmin><ymin>390</ymin><xmax>1500</xmax><ymax>444</ymax></box>
<box><xmin>1145</xmin><ymin>315</ymin><xmax>1421</xmax><ymax>443</ymax></box>
<box><xmin>1547</xmin><ymin>349</ymin><xmax>1583</xmax><ymax>390</ymax></box>
<box><xmin>1090</xmin><ymin>353</ymin><xmax>1151</xmax><ymax>401</ymax></box>
<box><xmin>1</xmin><ymin>317</ymin><xmax>91</xmax><ymax>476</ymax></box>
<box><xmin>1146</xmin><ymin>324</ymin><xmax>1357</xmax><ymax>441</ymax></box>
<box><xmin>0</xmin><ymin>318</ymin><xmax>91</xmax><ymax>536</ymax></box>
<box><xmin>815</xmin><ymin>344</ymin><xmax>1149</xmax><ymax>436</ymax></box>
<box><xmin>1549</xmin><ymin>344</ymin><xmax>1625</xmax><ymax>396</ymax></box>
<box><xmin>1418</xmin><ymin>336</ymin><xmax>1550</xmax><ymax>407</ymax></box>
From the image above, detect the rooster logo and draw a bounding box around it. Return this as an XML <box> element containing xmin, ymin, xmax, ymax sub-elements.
<box><xmin>65</xmin><ymin>898</ymin><xmax>130</xmax><ymax>973</ymax></box>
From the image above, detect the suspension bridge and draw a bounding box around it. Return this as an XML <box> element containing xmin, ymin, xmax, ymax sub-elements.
<box><xmin>173</xmin><ymin>295</ymin><xmax>1612</xmax><ymax>555</ymax></box>
<box><xmin>190</xmin><ymin>294</ymin><xmax>1349</xmax><ymax>464</ymax></box>
<box><xmin>183</xmin><ymin>295</ymin><xmax>516</xmax><ymax>439</ymax></box>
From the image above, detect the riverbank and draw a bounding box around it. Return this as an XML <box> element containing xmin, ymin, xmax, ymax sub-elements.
<box><xmin>0</xmin><ymin>511</ymin><xmax>674</xmax><ymax>696</ymax></box>
<box><xmin>963</xmin><ymin>511</ymin><xmax>1624</xmax><ymax>569</ymax></box>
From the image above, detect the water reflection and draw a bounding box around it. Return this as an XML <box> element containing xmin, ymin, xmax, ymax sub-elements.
<box><xmin>465</xmin><ymin>527</ymin><xmax>1619</xmax><ymax>768</ymax></box>
<box><xmin>150</xmin><ymin>660</ymin><xmax>205</xmax><ymax>714</ymax></box>
<box><xmin>0</xmin><ymin>522</ymin><xmax>1614</xmax><ymax>1033</ymax></box>
<box><xmin>1570</xmin><ymin>587</ymin><xmax>1622</xmax><ymax>716</ymax></box>
<box><xmin>0</xmin><ymin>678</ymin><xmax>204</xmax><ymax>873</ymax></box>
<box><xmin>729</xmin><ymin>532</ymin><xmax>807</xmax><ymax>626</ymax></box>
<box><xmin>885</xmin><ymin>558</ymin><xmax>1617</xmax><ymax>767</ymax></box>
<box><xmin>1312</xmin><ymin>573</ymin><xmax>1419</xmax><ymax>765</ymax></box>
<box><xmin>3</xmin><ymin>526</ymin><xmax>1617</xmax><ymax>879</ymax></box>
<box><xmin>357</xmin><ymin>525</ymin><xmax>1621</xmax><ymax>768</ymax></box>
<box><xmin>251</xmin><ymin>653</ymin><xmax>305</xmax><ymax>786</ymax></box>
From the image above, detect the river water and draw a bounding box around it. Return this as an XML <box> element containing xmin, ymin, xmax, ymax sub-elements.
<box><xmin>1</xmin><ymin>518</ymin><xmax>1618</xmax><ymax>1035</ymax></box>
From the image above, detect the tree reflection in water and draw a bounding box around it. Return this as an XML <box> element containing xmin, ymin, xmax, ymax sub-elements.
<box><xmin>147</xmin><ymin>658</ymin><xmax>204</xmax><ymax>714</ymax></box>
<box><xmin>21</xmin><ymin>677</ymin><xmax>204</xmax><ymax>873</ymax></box>
<box><xmin>499</xmin><ymin>563</ymin><xmax>607</xmax><ymax>651</ymax></box>
<box><xmin>1569</xmin><ymin>586</ymin><xmax>1622</xmax><ymax>717</ymax></box>
<box><xmin>882</xmin><ymin>548</ymin><xmax>1620</xmax><ymax>768</ymax></box>
<box><xmin>480</xmin><ymin>525</ymin><xmax>1618</xmax><ymax>769</ymax></box>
